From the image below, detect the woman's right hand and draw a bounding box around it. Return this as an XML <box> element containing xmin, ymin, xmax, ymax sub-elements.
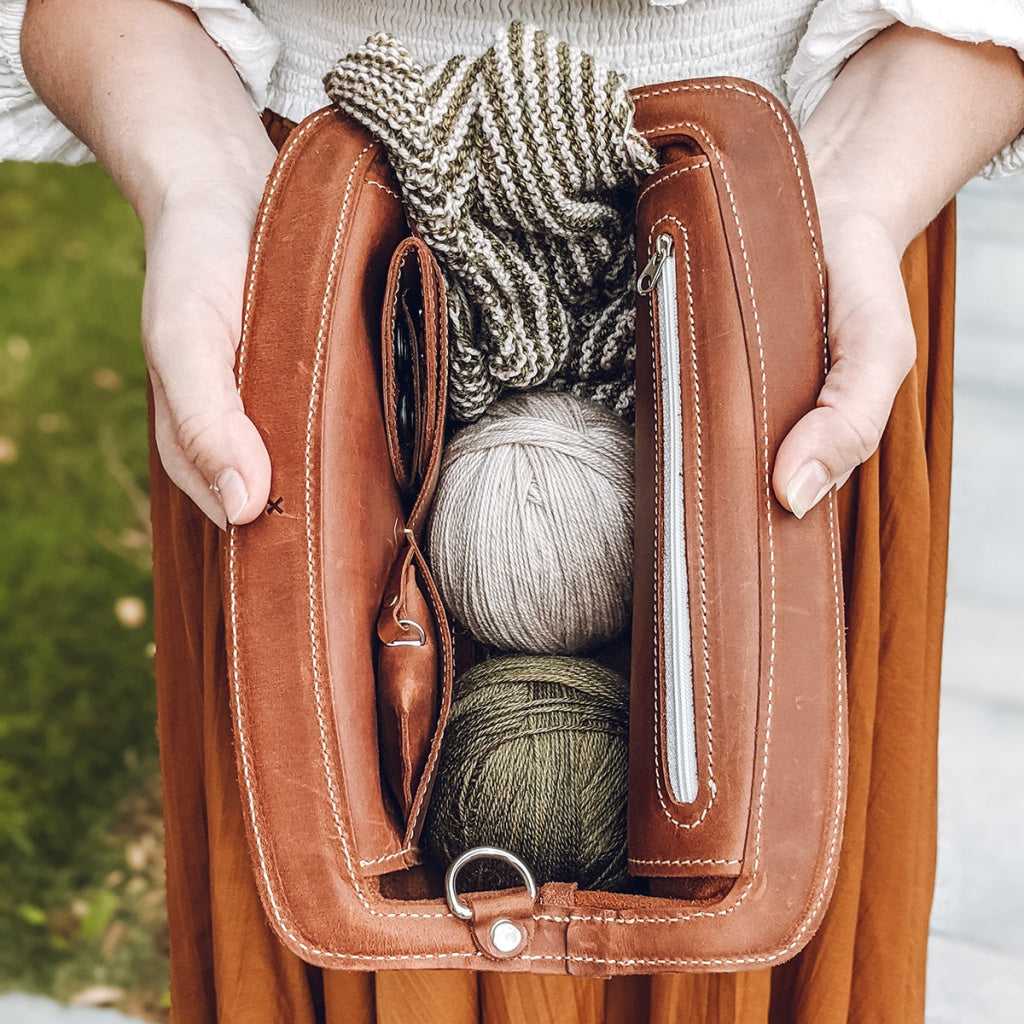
<box><xmin>142</xmin><ymin>181</ymin><xmax>274</xmax><ymax>527</ymax></box>
<box><xmin>22</xmin><ymin>0</ymin><xmax>280</xmax><ymax>527</ymax></box>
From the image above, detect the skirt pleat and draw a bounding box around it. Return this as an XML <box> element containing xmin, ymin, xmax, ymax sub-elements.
<box><xmin>150</xmin><ymin>205</ymin><xmax>956</xmax><ymax>1024</ymax></box>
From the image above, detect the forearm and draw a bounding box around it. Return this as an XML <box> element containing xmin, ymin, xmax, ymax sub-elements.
<box><xmin>802</xmin><ymin>24</ymin><xmax>1024</xmax><ymax>252</ymax></box>
<box><xmin>21</xmin><ymin>0</ymin><xmax>275</xmax><ymax>232</ymax></box>
<box><xmin>776</xmin><ymin>25</ymin><xmax>1024</xmax><ymax>517</ymax></box>
<box><xmin>22</xmin><ymin>0</ymin><xmax>278</xmax><ymax>527</ymax></box>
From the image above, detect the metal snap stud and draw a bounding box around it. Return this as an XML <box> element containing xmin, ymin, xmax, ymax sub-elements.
<box><xmin>490</xmin><ymin>918</ymin><xmax>524</xmax><ymax>954</ymax></box>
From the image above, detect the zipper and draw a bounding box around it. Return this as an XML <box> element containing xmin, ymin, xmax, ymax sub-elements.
<box><xmin>638</xmin><ymin>233</ymin><xmax>699</xmax><ymax>805</ymax></box>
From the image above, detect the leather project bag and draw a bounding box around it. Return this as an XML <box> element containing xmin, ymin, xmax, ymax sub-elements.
<box><xmin>224</xmin><ymin>78</ymin><xmax>847</xmax><ymax>975</ymax></box>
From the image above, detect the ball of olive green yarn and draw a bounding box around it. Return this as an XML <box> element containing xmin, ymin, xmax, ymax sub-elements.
<box><xmin>422</xmin><ymin>655</ymin><xmax>629</xmax><ymax>892</ymax></box>
<box><xmin>427</xmin><ymin>390</ymin><xmax>634</xmax><ymax>654</ymax></box>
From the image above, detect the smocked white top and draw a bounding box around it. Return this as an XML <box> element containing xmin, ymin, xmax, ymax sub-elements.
<box><xmin>2</xmin><ymin>0</ymin><xmax>1024</xmax><ymax>175</ymax></box>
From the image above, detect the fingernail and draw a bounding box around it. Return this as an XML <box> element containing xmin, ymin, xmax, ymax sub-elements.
<box><xmin>214</xmin><ymin>468</ymin><xmax>249</xmax><ymax>524</ymax></box>
<box><xmin>786</xmin><ymin>461</ymin><xmax>832</xmax><ymax>519</ymax></box>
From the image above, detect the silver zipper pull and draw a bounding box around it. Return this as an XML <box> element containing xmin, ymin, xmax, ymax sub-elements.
<box><xmin>636</xmin><ymin>233</ymin><xmax>674</xmax><ymax>295</ymax></box>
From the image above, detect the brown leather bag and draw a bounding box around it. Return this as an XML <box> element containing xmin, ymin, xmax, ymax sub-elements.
<box><xmin>224</xmin><ymin>79</ymin><xmax>847</xmax><ymax>974</ymax></box>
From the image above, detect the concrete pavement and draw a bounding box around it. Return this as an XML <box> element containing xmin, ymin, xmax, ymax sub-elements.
<box><xmin>926</xmin><ymin>171</ymin><xmax>1024</xmax><ymax>1024</ymax></box>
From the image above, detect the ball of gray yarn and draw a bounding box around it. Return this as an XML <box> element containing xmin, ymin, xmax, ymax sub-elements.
<box><xmin>428</xmin><ymin>390</ymin><xmax>634</xmax><ymax>654</ymax></box>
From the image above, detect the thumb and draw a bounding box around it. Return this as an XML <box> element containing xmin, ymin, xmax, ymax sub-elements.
<box><xmin>773</xmin><ymin>270</ymin><xmax>917</xmax><ymax>518</ymax></box>
<box><xmin>149</xmin><ymin>351</ymin><xmax>271</xmax><ymax>529</ymax></box>
<box><xmin>141</xmin><ymin>195</ymin><xmax>273</xmax><ymax>529</ymax></box>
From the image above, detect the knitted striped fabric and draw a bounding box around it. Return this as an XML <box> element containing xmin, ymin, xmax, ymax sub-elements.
<box><xmin>324</xmin><ymin>22</ymin><xmax>659</xmax><ymax>421</ymax></box>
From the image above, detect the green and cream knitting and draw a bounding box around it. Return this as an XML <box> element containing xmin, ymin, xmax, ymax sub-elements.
<box><xmin>324</xmin><ymin>22</ymin><xmax>658</xmax><ymax>421</ymax></box>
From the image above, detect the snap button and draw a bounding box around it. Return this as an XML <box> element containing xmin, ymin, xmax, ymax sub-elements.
<box><xmin>490</xmin><ymin>918</ymin><xmax>524</xmax><ymax>954</ymax></box>
<box><xmin>445</xmin><ymin>847</ymin><xmax>538</xmax><ymax>960</ymax></box>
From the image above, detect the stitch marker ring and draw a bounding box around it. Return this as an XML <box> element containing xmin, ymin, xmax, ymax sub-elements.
<box><xmin>444</xmin><ymin>846</ymin><xmax>537</xmax><ymax>920</ymax></box>
<box><xmin>383</xmin><ymin>618</ymin><xmax>427</xmax><ymax>647</ymax></box>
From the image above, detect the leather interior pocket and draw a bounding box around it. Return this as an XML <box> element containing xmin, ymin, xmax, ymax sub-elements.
<box><xmin>377</xmin><ymin>547</ymin><xmax>440</xmax><ymax>821</ymax></box>
<box><xmin>376</xmin><ymin>235</ymin><xmax>453</xmax><ymax>852</ymax></box>
<box><xmin>629</xmin><ymin>153</ymin><xmax>761</xmax><ymax>879</ymax></box>
<box><xmin>375</xmin><ymin>539</ymin><xmax>454</xmax><ymax>854</ymax></box>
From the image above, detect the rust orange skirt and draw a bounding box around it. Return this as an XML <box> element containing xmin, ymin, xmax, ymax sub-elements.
<box><xmin>150</xmin><ymin>206</ymin><xmax>955</xmax><ymax>1024</ymax></box>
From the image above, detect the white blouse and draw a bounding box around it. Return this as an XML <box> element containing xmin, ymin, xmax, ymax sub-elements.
<box><xmin>2</xmin><ymin>0</ymin><xmax>1024</xmax><ymax>176</ymax></box>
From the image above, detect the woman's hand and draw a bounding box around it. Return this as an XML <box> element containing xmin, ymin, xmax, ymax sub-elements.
<box><xmin>772</xmin><ymin>205</ymin><xmax>916</xmax><ymax>517</ymax></box>
<box><xmin>142</xmin><ymin>185</ymin><xmax>273</xmax><ymax>525</ymax></box>
<box><xmin>774</xmin><ymin>25</ymin><xmax>1024</xmax><ymax>517</ymax></box>
<box><xmin>21</xmin><ymin>5</ymin><xmax>1024</xmax><ymax>527</ymax></box>
<box><xmin>22</xmin><ymin>0</ymin><xmax>277</xmax><ymax>527</ymax></box>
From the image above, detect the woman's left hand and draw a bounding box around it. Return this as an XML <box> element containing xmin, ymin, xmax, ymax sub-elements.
<box><xmin>772</xmin><ymin>204</ymin><xmax>917</xmax><ymax>517</ymax></box>
<box><xmin>772</xmin><ymin>24</ymin><xmax>1024</xmax><ymax>518</ymax></box>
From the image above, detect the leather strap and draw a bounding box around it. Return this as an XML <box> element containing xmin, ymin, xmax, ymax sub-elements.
<box><xmin>261</xmin><ymin>108</ymin><xmax>298</xmax><ymax>150</ymax></box>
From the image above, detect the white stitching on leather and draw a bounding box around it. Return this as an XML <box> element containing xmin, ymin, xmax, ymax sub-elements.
<box><xmin>655</xmin><ymin>91</ymin><xmax>841</xmax><ymax>965</ymax></box>
<box><xmin>821</xmin><ymin>489</ymin><xmax>845</xmax><ymax>914</ymax></box>
<box><xmin>646</xmin><ymin>217</ymin><xmax>717</xmax><ymax>831</ymax></box>
<box><xmin>560</xmin><ymin>952</ymin><xmax>789</xmax><ymax>968</ymax></box>
<box><xmin>628</xmin><ymin>856</ymin><xmax>740</xmax><ymax>867</ymax></box>
<box><xmin>534</xmin><ymin>82</ymin><xmax>843</xmax><ymax>956</ymax></box>
<box><xmin>230</xmin><ymin>115</ymin><xmax>451</xmax><ymax>968</ymax></box>
<box><xmin>637</xmin><ymin>160</ymin><xmax>710</xmax><ymax>205</ymax></box>
<box><xmin>635</xmin><ymin>81</ymin><xmax>827</xmax><ymax>363</ymax></box>
<box><xmin>229</xmin><ymin>112</ymin><xmax>399</xmax><ymax>962</ymax></box>
<box><xmin>236</xmin><ymin>109</ymin><xmax>334</xmax><ymax>386</ymax></box>
<box><xmin>367</xmin><ymin>179</ymin><xmax>400</xmax><ymax>200</ymax></box>
<box><xmin>613</xmin><ymin>129</ymin><xmax>767</xmax><ymax>925</ymax></box>
<box><xmin>359</xmin><ymin>850</ymin><xmax>411</xmax><ymax>868</ymax></box>
<box><xmin>299</xmin><ymin>148</ymin><xmax>448</xmax><ymax>921</ymax></box>
<box><xmin>304</xmin><ymin>142</ymin><xmax>395</xmax><ymax>906</ymax></box>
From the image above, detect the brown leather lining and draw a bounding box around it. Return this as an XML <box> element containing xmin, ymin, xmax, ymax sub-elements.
<box><xmin>261</xmin><ymin>109</ymin><xmax>298</xmax><ymax>150</ymax></box>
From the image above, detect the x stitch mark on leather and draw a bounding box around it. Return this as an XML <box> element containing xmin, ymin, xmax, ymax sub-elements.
<box><xmin>266</xmin><ymin>497</ymin><xmax>284</xmax><ymax>515</ymax></box>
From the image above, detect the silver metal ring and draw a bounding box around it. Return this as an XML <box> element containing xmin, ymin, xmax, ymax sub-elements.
<box><xmin>383</xmin><ymin>618</ymin><xmax>427</xmax><ymax>647</ymax></box>
<box><xmin>444</xmin><ymin>846</ymin><xmax>537</xmax><ymax>921</ymax></box>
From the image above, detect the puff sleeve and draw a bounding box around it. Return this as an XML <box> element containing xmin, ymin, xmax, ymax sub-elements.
<box><xmin>786</xmin><ymin>0</ymin><xmax>1024</xmax><ymax>177</ymax></box>
<box><xmin>0</xmin><ymin>0</ymin><xmax>278</xmax><ymax>162</ymax></box>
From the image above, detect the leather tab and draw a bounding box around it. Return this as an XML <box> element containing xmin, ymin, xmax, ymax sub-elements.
<box><xmin>464</xmin><ymin>890</ymin><xmax>537</xmax><ymax>961</ymax></box>
<box><xmin>377</xmin><ymin>538</ymin><xmax>420</xmax><ymax>643</ymax></box>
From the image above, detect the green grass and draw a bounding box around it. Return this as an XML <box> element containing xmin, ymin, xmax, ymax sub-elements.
<box><xmin>0</xmin><ymin>160</ymin><xmax>168</xmax><ymax>1016</ymax></box>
